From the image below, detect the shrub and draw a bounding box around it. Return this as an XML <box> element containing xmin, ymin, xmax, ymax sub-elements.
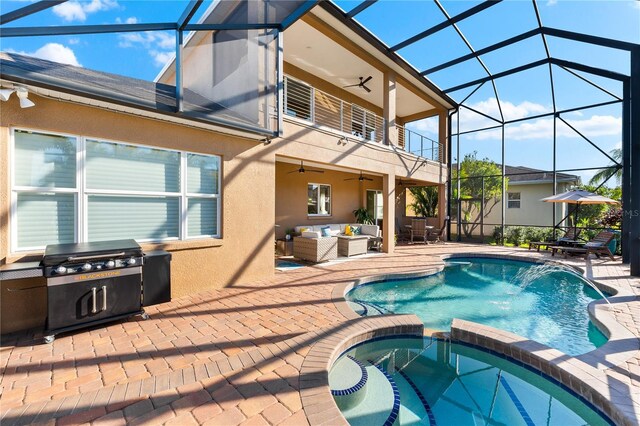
<box><xmin>491</xmin><ymin>226</ymin><xmax>503</xmax><ymax>244</ymax></box>
<box><xmin>505</xmin><ymin>226</ymin><xmax>525</xmax><ymax>246</ymax></box>
<box><xmin>522</xmin><ymin>227</ymin><xmax>541</xmax><ymax>243</ymax></box>
<box><xmin>599</xmin><ymin>208</ymin><xmax>622</xmax><ymax>229</ymax></box>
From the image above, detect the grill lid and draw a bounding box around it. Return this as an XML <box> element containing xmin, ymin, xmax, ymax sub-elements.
<box><xmin>42</xmin><ymin>239</ymin><xmax>142</xmax><ymax>266</ymax></box>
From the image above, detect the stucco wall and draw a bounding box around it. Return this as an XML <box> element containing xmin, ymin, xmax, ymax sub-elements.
<box><xmin>490</xmin><ymin>182</ymin><xmax>570</xmax><ymax>227</ymax></box>
<box><xmin>0</xmin><ymin>95</ymin><xmax>276</xmax><ymax>333</ymax></box>
<box><xmin>274</xmin><ymin>162</ymin><xmax>382</xmax><ymax>238</ymax></box>
<box><xmin>464</xmin><ymin>182</ymin><xmax>571</xmax><ymax>231</ymax></box>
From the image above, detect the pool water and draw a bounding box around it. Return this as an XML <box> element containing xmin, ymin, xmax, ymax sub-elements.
<box><xmin>346</xmin><ymin>257</ymin><xmax>608</xmax><ymax>355</ymax></box>
<box><xmin>330</xmin><ymin>337</ymin><xmax>610</xmax><ymax>426</ymax></box>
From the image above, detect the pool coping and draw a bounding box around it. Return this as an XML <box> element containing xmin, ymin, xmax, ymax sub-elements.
<box><xmin>328</xmin><ymin>251</ymin><xmax>640</xmax><ymax>425</ymax></box>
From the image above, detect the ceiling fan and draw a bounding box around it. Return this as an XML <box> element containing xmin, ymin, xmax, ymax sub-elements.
<box><xmin>287</xmin><ymin>161</ymin><xmax>324</xmax><ymax>174</ymax></box>
<box><xmin>344</xmin><ymin>171</ymin><xmax>373</xmax><ymax>182</ymax></box>
<box><xmin>398</xmin><ymin>179</ymin><xmax>418</xmax><ymax>187</ymax></box>
<box><xmin>343</xmin><ymin>76</ymin><xmax>372</xmax><ymax>93</ymax></box>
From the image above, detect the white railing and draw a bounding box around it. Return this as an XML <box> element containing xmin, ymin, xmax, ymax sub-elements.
<box><xmin>284</xmin><ymin>76</ymin><xmax>443</xmax><ymax>162</ymax></box>
<box><xmin>284</xmin><ymin>76</ymin><xmax>385</xmax><ymax>144</ymax></box>
<box><xmin>396</xmin><ymin>124</ymin><xmax>443</xmax><ymax>163</ymax></box>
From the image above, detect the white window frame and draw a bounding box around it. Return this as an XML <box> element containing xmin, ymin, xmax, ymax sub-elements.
<box><xmin>307</xmin><ymin>183</ymin><xmax>331</xmax><ymax>217</ymax></box>
<box><xmin>507</xmin><ymin>192</ymin><xmax>521</xmax><ymax>209</ymax></box>
<box><xmin>10</xmin><ymin>128</ymin><xmax>221</xmax><ymax>253</ymax></box>
<box><xmin>284</xmin><ymin>76</ymin><xmax>314</xmax><ymax>123</ymax></box>
<box><xmin>366</xmin><ymin>189</ymin><xmax>383</xmax><ymax>224</ymax></box>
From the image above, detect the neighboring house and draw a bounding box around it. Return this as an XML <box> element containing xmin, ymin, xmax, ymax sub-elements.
<box><xmin>451</xmin><ymin>165</ymin><xmax>580</xmax><ymax>236</ymax></box>
<box><xmin>0</xmin><ymin>1</ymin><xmax>454</xmax><ymax>333</ymax></box>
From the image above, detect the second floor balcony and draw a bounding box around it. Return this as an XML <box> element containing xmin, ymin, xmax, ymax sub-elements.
<box><xmin>284</xmin><ymin>76</ymin><xmax>443</xmax><ymax>163</ymax></box>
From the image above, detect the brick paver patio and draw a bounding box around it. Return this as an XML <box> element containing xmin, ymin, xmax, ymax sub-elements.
<box><xmin>1</xmin><ymin>243</ymin><xmax>639</xmax><ymax>425</ymax></box>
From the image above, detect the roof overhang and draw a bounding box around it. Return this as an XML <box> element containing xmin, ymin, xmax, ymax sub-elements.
<box><xmin>316</xmin><ymin>1</ymin><xmax>456</xmax><ymax>111</ymax></box>
<box><xmin>0</xmin><ymin>77</ymin><xmax>269</xmax><ymax>141</ymax></box>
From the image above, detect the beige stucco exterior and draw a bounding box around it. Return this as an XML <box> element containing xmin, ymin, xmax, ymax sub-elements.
<box><xmin>0</xmin><ymin>6</ymin><xmax>452</xmax><ymax>334</ymax></box>
<box><xmin>0</xmin><ymin>91</ymin><xmax>448</xmax><ymax>334</ymax></box>
<box><xmin>275</xmin><ymin>162</ymin><xmax>383</xmax><ymax>238</ymax></box>
<box><xmin>0</xmin><ymin>95</ymin><xmax>277</xmax><ymax>333</ymax></box>
<box><xmin>487</xmin><ymin>182</ymin><xmax>573</xmax><ymax>228</ymax></box>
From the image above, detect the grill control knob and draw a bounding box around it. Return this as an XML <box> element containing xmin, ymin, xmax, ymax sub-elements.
<box><xmin>55</xmin><ymin>266</ymin><xmax>67</xmax><ymax>274</ymax></box>
<box><xmin>82</xmin><ymin>263</ymin><xmax>92</xmax><ymax>272</ymax></box>
<box><xmin>105</xmin><ymin>260</ymin><xmax>115</xmax><ymax>268</ymax></box>
<box><xmin>127</xmin><ymin>257</ymin><xmax>137</xmax><ymax>266</ymax></box>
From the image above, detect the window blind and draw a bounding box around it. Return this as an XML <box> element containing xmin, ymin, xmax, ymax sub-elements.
<box><xmin>14</xmin><ymin>131</ymin><xmax>76</xmax><ymax>188</ymax></box>
<box><xmin>87</xmin><ymin>195</ymin><xmax>180</xmax><ymax>241</ymax></box>
<box><xmin>86</xmin><ymin>140</ymin><xmax>180</xmax><ymax>192</ymax></box>
<box><xmin>17</xmin><ymin>193</ymin><xmax>75</xmax><ymax>248</ymax></box>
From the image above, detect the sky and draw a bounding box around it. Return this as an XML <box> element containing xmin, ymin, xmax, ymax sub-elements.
<box><xmin>1</xmin><ymin>0</ymin><xmax>638</xmax><ymax>185</ymax></box>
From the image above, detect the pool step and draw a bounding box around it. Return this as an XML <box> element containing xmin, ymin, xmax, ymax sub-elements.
<box><xmin>331</xmin><ymin>358</ymin><xmax>399</xmax><ymax>426</ymax></box>
<box><xmin>330</xmin><ymin>356</ymin><xmax>368</xmax><ymax>410</ymax></box>
<box><xmin>332</xmin><ymin>355</ymin><xmax>440</xmax><ymax>426</ymax></box>
<box><xmin>350</xmin><ymin>299</ymin><xmax>389</xmax><ymax>316</ymax></box>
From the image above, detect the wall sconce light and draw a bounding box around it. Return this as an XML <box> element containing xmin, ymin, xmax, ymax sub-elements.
<box><xmin>0</xmin><ymin>86</ymin><xmax>35</xmax><ymax>108</ymax></box>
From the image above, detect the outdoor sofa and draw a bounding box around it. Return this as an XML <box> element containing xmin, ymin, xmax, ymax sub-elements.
<box><xmin>292</xmin><ymin>223</ymin><xmax>380</xmax><ymax>262</ymax></box>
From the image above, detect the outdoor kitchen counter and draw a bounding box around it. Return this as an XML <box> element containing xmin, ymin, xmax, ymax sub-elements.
<box><xmin>0</xmin><ymin>261</ymin><xmax>42</xmax><ymax>280</ymax></box>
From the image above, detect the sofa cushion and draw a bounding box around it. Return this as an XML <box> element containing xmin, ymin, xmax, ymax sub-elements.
<box><xmin>301</xmin><ymin>231</ymin><xmax>321</xmax><ymax>238</ymax></box>
<box><xmin>359</xmin><ymin>224</ymin><xmax>380</xmax><ymax>237</ymax></box>
<box><xmin>295</xmin><ymin>226</ymin><xmax>311</xmax><ymax>234</ymax></box>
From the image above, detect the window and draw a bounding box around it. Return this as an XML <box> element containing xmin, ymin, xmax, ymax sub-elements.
<box><xmin>11</xmin><ymin>129</ymin><xmax>221</xmax><ymax>251</ymax></box>
<box><xmin>308</xmin><ymin>184</ymin><xmax>331</xmax><ymax>216</ymax></box>
<box><xmin>508</xmin><ymin>192</ymin><xmax>521</xmax><ymax>209</ymax></box>
<box><xmin>285</xmin><ymin>77</ymin><xmax>312</xmax><ymax>121</ymax></box>
<box><xmin>351</xmin><ymin>105</ymin><xmax>376</xmax><ymax>141</ymax></box>
<box><xmin>366</xmin><ymin>190</ymin><xmax>383</xmax><ymax>226</ymax></box>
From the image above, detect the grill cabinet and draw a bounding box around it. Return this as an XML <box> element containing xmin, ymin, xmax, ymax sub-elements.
<box><xmin>42</xmin><ymin>239</ymin><xmax>145</xmax><ymax>343</ymax></box>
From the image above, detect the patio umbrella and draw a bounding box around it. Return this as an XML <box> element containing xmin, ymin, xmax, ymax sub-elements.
<box><xmin>540</xmin><ymin>189</ymin><xmax>619</xmax><ymax>236</ymax></box>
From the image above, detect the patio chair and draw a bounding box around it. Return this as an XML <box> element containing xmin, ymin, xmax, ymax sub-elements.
<box><xmin>395</xmin><ymin>217</ymin><xmax>410</xmax><ymax>242</ymax></box>
<box><xmin>427</xmin><ymin>217</ymin><xmax>449</xmax><ymax>244</ymax></box>
<box><xmin>528</xmin><ymin>228</ymin><xmax>581</xmax><ymax>252</ymax></box>
<box><xmin>550</xmin><ymin>231</ymin><xmax>616</xmax><ymax>260</ymax></box>
<box><xmin>409</xmin><ymin>219</ymin><xmax>429</xmax><ymax>244</ymax></box>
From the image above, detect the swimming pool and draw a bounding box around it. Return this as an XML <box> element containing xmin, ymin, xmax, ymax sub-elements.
<box><xmin>330</xmin><ymin>337</ymin><xmax>610</xmax><ymax>425</ymax></box>
<box><xmin>346</xmin><ymin>257</ymin><xmax>608</xmax><ymax>355</ymax></box>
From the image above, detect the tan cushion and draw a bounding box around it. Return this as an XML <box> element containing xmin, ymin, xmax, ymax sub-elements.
<box><xmin>359</xmin><ymin>224</ymin><xmax>380</xmax><ymax>237</ymax></box>
<box><xmin>301</xmin><ymin>231</ymin><xmax>321</xmax><ymax>238</ymax></box>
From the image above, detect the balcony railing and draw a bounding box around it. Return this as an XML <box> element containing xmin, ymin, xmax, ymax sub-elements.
<box><xmin>396</xmin><ymin>124</ymin><xmax>442</xmax><ymax>163</ymax></box>
<box><xmin>284</xmin><ymin>76</ymin><xmax>443</xmax><ymax>162</ymax></box>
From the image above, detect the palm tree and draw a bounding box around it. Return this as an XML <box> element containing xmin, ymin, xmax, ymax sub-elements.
<box><xmin>589</xmin><ymin>148</ymin><xmax>622</xmax><ymax>186</ymax></box>
<box><xmin>408</xmin><ymin>186</ymin><xmax>438</xmax><ymax>217</ymax></box>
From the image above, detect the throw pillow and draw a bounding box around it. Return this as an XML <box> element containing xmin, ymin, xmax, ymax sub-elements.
<box><xmin>321</xmin><ymin>226</ymin><xmax>331</xmax><ymax>237</ymax></box>
<box><xmin>352</xmin><ymin>226</ymin><xmax>361</xmax><ymax>235</ymax></box>
<box><xmin>345</xmin><ymin>225</ymin><xmax>352</xmax><ymax>236</ymax></box>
